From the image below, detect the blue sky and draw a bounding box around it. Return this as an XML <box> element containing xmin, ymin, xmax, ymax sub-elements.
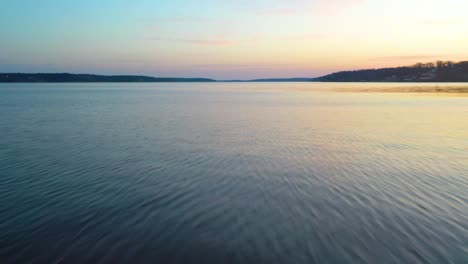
<box><xmin>1</xmin><ymin>0</ymin><xmax>468</xmax><ymax>79</ymax></box>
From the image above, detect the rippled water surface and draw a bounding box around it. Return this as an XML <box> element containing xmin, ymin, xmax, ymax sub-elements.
<box><xmin>0</xmin><ymin>83</ymin><xmax>467</xmax><ymax>264</ymax></box>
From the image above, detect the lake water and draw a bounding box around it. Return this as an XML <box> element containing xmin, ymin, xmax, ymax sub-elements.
<box><xmin>0</xmin><ymin>83</ymin><xmax>467</xmax><ymax>263</ymax></box>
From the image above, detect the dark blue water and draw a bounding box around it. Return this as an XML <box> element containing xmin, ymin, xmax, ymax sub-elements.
<box><xmin>0</xmin><ymin>83</ymin><xmax>467</xmax><ymax>263</ymax></box>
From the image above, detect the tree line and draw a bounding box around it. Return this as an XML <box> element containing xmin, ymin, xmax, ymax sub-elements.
<box><xmin>316</xmin><ymin>61</ymin><xmax>468</xmax><ymax>82</ymax></box>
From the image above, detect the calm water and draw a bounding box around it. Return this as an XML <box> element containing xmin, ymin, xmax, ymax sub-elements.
<box><xmin>0</xmin><ymin>83</ymin><xmax>467</xmax><ymax>264</ymax></box>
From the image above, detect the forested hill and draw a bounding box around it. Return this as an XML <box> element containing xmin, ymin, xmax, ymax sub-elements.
<box><xmin>316</xmin><ymin>61</ymin><xmax>468</xmax><ymax>82</ymax></box>
<box><xmin>0</xmin><ymin>73</ymin><xmax>215</xmax><ymax>82</ymax></box>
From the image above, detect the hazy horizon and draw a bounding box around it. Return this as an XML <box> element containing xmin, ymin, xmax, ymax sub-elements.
<box><xmin>2</xmin><ymin>0</ymin><xmax>468</xmax><ymax>79</ymax></box>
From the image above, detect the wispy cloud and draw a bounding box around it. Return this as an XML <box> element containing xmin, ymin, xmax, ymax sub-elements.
<box><xmin>257</xmin><ymin>8</ymin><xmax>300</xmax><ymax>16</ymax></box>
<box><xmin>150</xmin><ymin>37</ymin><xmax>234</xmax><ymax>46</ymax></box>
<box><xmin>176</xmin><ymin>39</ymin><xmax>233</xmax><ymax>46</ymax></box>
<box><xmin>151</xmin><ymin>16</ymin><xmax>216</xmax><ymax>24</ymax></box>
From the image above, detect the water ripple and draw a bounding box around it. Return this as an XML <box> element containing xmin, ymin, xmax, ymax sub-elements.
<box><xmin>0</xmin><ymin>83</ymin><xmax>467</xmax><ymax>263</ymax></box>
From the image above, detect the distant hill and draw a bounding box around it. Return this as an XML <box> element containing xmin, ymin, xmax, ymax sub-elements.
<box><xmin>0</xmin><ymin>73</ymin><xmax>215</xmax><ymax>83</ymax></box>
<box><xmin>316</xmin><ymin>61</ymin><xmax>468</xmax><ymax>82</ymax></box>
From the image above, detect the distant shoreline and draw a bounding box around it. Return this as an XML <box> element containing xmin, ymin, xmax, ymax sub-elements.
<box><xmin>1</xmin><ymin>74</ymin><xmax>467</xmax><ymax>93</ymax></box>
<box><xmin>1</xmin><ymin>60</ymin><xmax>468</xmax><ymax>83</ymax></box>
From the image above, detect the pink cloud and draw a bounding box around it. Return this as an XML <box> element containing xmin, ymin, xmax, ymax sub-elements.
<box><xmin>176</xmin><ymin>39</ymin><xmax>233</xmax><ymax>46</ymax></box>
<box><xmin>150</xmin><ymin>37</ymin><xmax>234</xmax><ymax>46</ymax></box>
<box><xmin>257</xmin><ymin>8</ymin><xmax>299</xmax><ymax>16</ymax></box>
<box><xmin>151</xmin><ymin>16</ymin><xmax>215</xmax><ymax>24</ymax></box>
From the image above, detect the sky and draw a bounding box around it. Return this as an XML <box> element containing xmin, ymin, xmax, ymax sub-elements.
<box><xmin>1</xmin><ymin>0</ymin><xmax>468</xmax><ymax>79</ymax></box>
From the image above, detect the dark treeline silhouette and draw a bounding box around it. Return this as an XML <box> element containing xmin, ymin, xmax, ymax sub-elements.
<box><xmin>316</xmin><ymin>61</ymin><xmax>468</xmax><ymax>82</ymax></box>
<box><xmin>0</xmin><ymin>73</ymin><xmax>215</xmax><ymax>83</ymax></box>
<box><xmin>2</xmin><ymin>61</ymin><xmax>468</xmax><ymax>83</ymax></box>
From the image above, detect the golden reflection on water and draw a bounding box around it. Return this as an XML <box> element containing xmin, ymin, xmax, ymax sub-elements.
<box><xmin>323</xmin><ymin>82</ymin><xmax>468</xmax><ymax>95</ymax></box>
<box><xmin>200</xmin><ymin>82</ymin><xmax>468</xmax><ymax>172</ymax></box>
<box><xmin>209</xmin><ymin>82</ymin><xmax>468</xmax><ymax>97</ymax></box>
